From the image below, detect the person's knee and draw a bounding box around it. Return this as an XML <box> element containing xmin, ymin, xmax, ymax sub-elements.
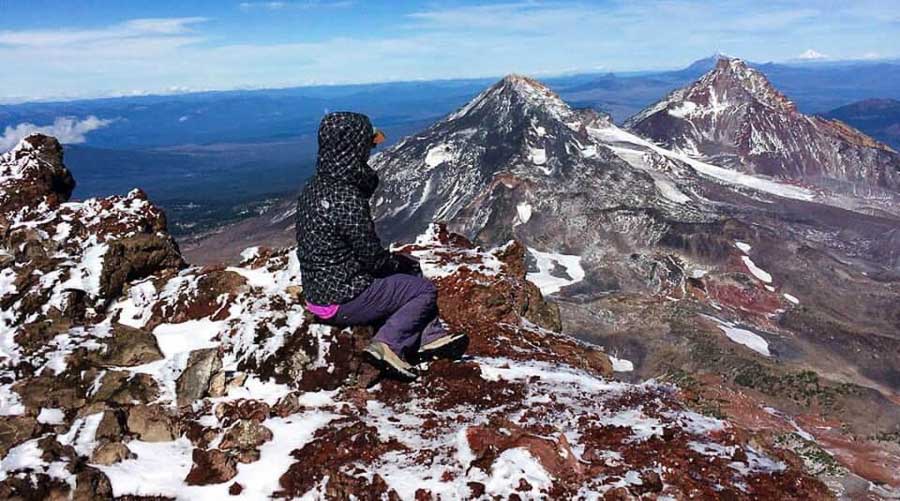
<box><xmin>417</xmin><ymin>277</ymin><xmax>437</xmax><ymax>302</ymax></box>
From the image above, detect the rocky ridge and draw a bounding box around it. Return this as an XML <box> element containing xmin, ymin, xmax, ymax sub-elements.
<box><xmin>0</xmin><ymin>134</ymin><xmax>835</xmax><ymax>498</ymax></box>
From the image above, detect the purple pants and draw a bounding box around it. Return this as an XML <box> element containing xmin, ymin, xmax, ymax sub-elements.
<box><xmin>329</xmin><ymin>274</ymin><xmax>447</xmax><ymax>356</ymax></box>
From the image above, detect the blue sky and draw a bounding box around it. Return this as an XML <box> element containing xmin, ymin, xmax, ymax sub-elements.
<box><xmin>1</xmin><ymin>0</ymin><xmax>898</xmax><ymax>102</ymax></box>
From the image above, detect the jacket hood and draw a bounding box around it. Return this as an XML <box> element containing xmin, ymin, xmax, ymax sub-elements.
<box><xmin>316</xmin><ymin>112</ymin><xmax>379</xmax><ymax>196</ymax></box>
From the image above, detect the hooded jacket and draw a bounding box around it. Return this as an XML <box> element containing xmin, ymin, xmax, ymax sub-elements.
<box><xmin>295</xmin><ymin>112</ymin><xmax>400</xmax><ymax>305</ymax></box>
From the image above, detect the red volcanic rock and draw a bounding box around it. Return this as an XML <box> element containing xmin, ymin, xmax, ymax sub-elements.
<box><xmin>276</xmin><ymin>422</ymin><xmax>406</xmax><ymax>498</ymax></box>
<box><xmin>185</xmin><ymin>448</ymin><xmax>238</xmax><ymax>485</ymax></box>
<box><xmin>466</xmin><ymin>418</ymin><xmax>583</xmax><ymax>481</ymax></box>
<box><xmin>399</xmin><ymin>225</ymin><xmax>612</xmax><ymax>377</ymax></box>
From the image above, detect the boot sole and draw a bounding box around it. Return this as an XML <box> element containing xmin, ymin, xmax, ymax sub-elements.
<box><xmin>418</xmin><ymin>334</ymin><xmax>469</xmax><ymax>362</ymax></box>
<box><xmin>364</xmin><ymin>344</ymin><xmax>417</xmax><ymax>381</ymax></box>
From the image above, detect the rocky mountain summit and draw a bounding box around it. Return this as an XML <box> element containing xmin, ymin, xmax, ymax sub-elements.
<box><xmin>626</xmin><ymin>58</ymin><xmax>900</xmax><ymax>212</ymax></box>
<box><xmin>0</xmin><ymin>134</ymin><xmax>842</xmax><ymax>498</ymax></box>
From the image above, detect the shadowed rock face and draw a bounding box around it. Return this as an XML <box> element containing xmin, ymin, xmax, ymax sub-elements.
<box><xmin>626</xmin><ymin>58</ymin><xmax>900</xmax><ymax>199</ymax></box>
<box><xmin>0</xmin><ymin>134</ymin><xmax>837</xmax><ymax>499</ymax></box>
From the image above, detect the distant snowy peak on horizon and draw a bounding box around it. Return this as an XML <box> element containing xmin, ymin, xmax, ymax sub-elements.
<box><xmin>625</xmin><ymin>57</ymin><xmax>900</xmax><ymax>200</ymax></box>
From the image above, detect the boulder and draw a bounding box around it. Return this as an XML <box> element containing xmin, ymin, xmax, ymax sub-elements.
<box><xmin>11</xmin><ymin>374</ymin><xmax>86</xmax><ymax>411</ymax></box>
<box><xmin>215</xmin><ymin>399</ymin><xmax>270</xmax><ymax>427</ymax></box>
<box><xmin>90</xmin><ymin>441</ymin><xmax>134</xmax><ymax>465</ymax></box>
<box><xmin>0</xmin><ymin>134</ymin><xmax>75</xmax><ymax>214</ymax></box>
<box><xmin>125</xmin><ymin>404</ymin><xmax>178</xmax><ymax>442</ymax></box>
<box><xmin>90</xmin><ymin>371</ymin><xmax>159</xmax><ymax>405</ymax></box>
<box><xmin>176</xmin><ymin>348</ymin><xmax>224</xmax><ymax>407</ymax></box>
<box><xmin>219</xmin><ymin>419</ymin><xmax>273</xmax><ymax>452</ymax></box>
<box><xmin>185</xmin><ymin>448</ymin><xmax>238</xmax><ymax>485</ymax></box>
<box><xmin>73</xmin><ymin>467</ymin><xmax>113</xmax><ymax>501</ymax></box>
<box><xmin>0</xmin><ymin>415</ymin><xmax>38</xmax><ymax>457</ymax></box>
<box><xmin>100</xmin><ymin>233</ymin><xmax>186</xmax><ymax>301</ymax></box>
<box><xmin>94</xmin><ymin>410</ymin><xmax>125</xmax><ymax>442</ymax></box>
<box><xmin>147</xmin><ymin>269</ymin><xmax>247</xmax><ymax>329</ymax></box>
<box><xmin>92</xmin><ymin>323</ymin><xmax>164</xmax><ymax>367</ymax></box>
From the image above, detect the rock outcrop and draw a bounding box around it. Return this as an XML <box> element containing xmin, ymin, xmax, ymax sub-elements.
<box><xmin>0</xmin><ymin>133</ymin><xmax>839</xmax><ymax>498</ymax></box>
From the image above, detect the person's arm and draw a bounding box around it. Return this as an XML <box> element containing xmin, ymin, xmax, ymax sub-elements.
<box><xmin>340</xmin><ymin>196</ymin><xmax>399</xmax><ymax>276</ymax></box>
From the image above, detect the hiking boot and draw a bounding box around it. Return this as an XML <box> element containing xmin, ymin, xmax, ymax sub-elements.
<box><xmin>419</xmin><ymin>332</ymin><xmax>469</xmax><ymax>360</ymax></box>
<box><xmin>363</xmin><ymin>341</ymin><xmax>417</xmax><ymax>380</ymax></box>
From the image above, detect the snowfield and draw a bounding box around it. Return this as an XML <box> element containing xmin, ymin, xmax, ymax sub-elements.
<box><xmin>588</xmin><ymin>123</ymin><xmax>816</xmax><ymax>202</ymax></box>
<box><xmin>526</xmin><ymin>248</ymin><xmax>586</xmax><ymax>295</ymax></box>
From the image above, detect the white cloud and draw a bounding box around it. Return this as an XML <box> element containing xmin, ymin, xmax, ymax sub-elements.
<box><xmin>0</xmin><ymin>17</ymin><xmax>206</xmax><ymax>48</ymax></box>
<box><xmin>0</xmin><ymin>116</ymin><xmax>114</xmax><ymax>152</ymax></box>
<box><xmin>798</xmin><ymin>49</ymin><xmax>828</xmax><ymax>60</ymax></box>
<box><xmin>238</xmin><ymin>1</ymin><xmax>353</xmax><ymax>11</ymax></box>
<box><xmin>239</xmin><ymin>1</ymin><xmax>287</xmax><ymax>10</ymax></box>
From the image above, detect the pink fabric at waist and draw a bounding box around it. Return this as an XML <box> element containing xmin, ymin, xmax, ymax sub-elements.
<box><xmin>306</xmin><ymin>302</ymin><xmax>339</xmax><ymax>320</ymax></box>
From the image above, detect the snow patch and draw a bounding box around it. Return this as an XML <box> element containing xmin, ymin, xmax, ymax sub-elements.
<box><xmin>609</xmin><ymin>355</ymin><xmax>634</xmax><ymax>372</ymax></box>
<box><xmin>484</xmin><ymin>448</ymin><xmax>553</xmax><ymax>496</ymax></box>
<box><xmin>37</xmin><ymin>408</ymin><xmax>66</xmax><ymax>425</ymax></box>
<box><xmin>526</xmin><ymin>248</ymin><xmax>585</xmax><ymax>296</ymax></box>
<box><xmin>425</xmin><ymin>144</ymin><xmax>454</xmax><ymax>168</ymax></box>
<box><xmin>152</xmin><ymin>320</ymin><xmax>223</xmax><ymax>358</ymax></box>
<box><xmin>668</xmin><ymin>101</ymin><xmax>698</xmax><ymax>118</ymax></box>
<box><xmin>588</xmin><ymin>123</ymin><xmax>815</xmax><ymax>202</ymax></box>
<box><xmin>529</xmin><ymin>147</ymin><xmax>547</xmax><ymax>166</ymax></box>
<box><xmin>741</xmin><ymin>255</ymin><xmax>773</xmax><ymax>283</ymax></box>
<box><xmin>708</xmin><ymin>316</ymin><xmax>771</xmax><ymax>357</ymax></box>
<box><xmin>515</xmin><ymin>202</ymin><xmax>533</xmax><ymax>225</ymax></box>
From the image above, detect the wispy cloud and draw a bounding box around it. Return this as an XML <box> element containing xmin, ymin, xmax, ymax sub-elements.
<box><xmin>239</xmin><ymin>1</ymin><xmax>287</xmax><ymax>10</ymax></box>
<box><xmin>238</xmin><ymin>1</ymin><xmax>353</xmax><ymax>11</ymax></box>
<box><xmin>0</xmin><ymin>17</ymin><xmax>207</xmax><ymax>48</ymax></box>
<box><xmin>0</xmin><ymin>116</ymin><xmax>114</xmax><ymax>151</ymax></box>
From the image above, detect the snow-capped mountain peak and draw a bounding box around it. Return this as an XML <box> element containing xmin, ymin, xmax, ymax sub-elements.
<box><xmin>445</xmin><ymin>73</ymin><xmax>576</xmax><ymax>127</ymax></box>
<box><xmin>703</xmin><ymin>57</ymin><xmax>795</xmax><ymax>112</ymax></box>
<box><xmin>626</xmin><ymin>57</ymin><xmax>900</xmax><ymax>202</ymax></box>
<box><xmin>370</xmin><ymin>74</ymin><xmax>688</xmax><ymax>243</ymax></box>
<box><xmin>626</xmin><ymin>57</ymin><xmax>794</xmax><ymax>127</ymax></box>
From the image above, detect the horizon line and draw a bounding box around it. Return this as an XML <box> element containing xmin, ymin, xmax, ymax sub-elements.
<box><xmin>2</xmin><ymin>54</ymin><xmax>898</xmax><ymax>106</ymax></box>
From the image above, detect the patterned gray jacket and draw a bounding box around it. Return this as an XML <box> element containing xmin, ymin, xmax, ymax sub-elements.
<box><xmin>295</xmin><ymin>112</ymin><xmax>401</xmax><ymax>305</ymax></box>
